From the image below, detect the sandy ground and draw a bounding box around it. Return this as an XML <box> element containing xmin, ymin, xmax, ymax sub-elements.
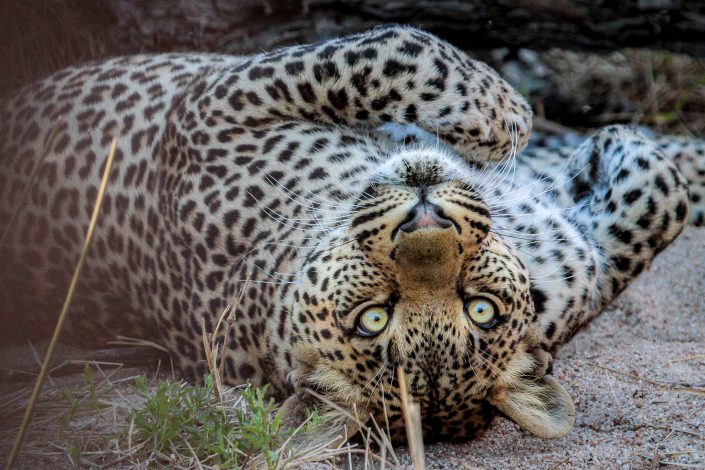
<box><xmin>1</xmin><ymin>226</ymin><xmax>703</xmax><ymax>469</ymax></box>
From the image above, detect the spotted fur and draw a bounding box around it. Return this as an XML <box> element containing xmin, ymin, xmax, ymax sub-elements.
<box><xmin>0</xmin><ymin>25</ymin><xmax>701</xmax><ymax>442</ymax></box>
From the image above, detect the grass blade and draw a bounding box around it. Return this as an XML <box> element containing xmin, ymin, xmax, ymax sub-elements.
<box><xmin>4</xmin><ymin>138</ymin><xmax>118</xmax><ymax>470</ymax></box>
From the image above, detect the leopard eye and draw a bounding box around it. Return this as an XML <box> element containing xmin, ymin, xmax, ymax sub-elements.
<box><xmin>464</xmin><ymin>297</ymin><xmax>498</xmax><ymax>329</ymax></box>
<box><xmin>356</xmin><ymin>306</ymin><xmax>390</xmax><ymax>337</ymax></box>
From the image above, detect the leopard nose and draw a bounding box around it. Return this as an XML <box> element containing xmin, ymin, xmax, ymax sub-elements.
<box><xmin>399</xmin><ymin>201</ymin><xmax>454</xmax><ymax>233</ymax></box>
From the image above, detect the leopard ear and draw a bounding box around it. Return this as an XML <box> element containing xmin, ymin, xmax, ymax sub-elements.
<box><xmin>487</xmin><ymin>374</ymin><xmax>575</xmax><ymax>438</ymax></box>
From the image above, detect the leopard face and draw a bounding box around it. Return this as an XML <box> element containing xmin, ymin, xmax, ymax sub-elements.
<box><xmin>284</xmin><ymin>147</ymin><xmax>575</xmax><ymax>441</ymax></box>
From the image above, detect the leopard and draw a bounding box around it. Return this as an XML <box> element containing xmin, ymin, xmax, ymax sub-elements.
<box><xmin>1</xmin><ymin>25</ymin><xmax>703</xmax><ymax>443</ymax></box>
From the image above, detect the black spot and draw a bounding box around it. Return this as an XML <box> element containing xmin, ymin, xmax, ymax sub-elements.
<box><xmin>635</xmin><ymin>157</ymin><xmax>650</xmax><ymax>169</ymax></box>
<box><xmin>229</xmin><ymin>90</ymin><xmax>245</xmax><ymax>111</ymax></box>
<box><xmin>544</xmin><ymin>322</ymin><xmax>556</xmax><ymax>340</ymax></box>
<box><xmin>317</xmin><ymin>45</ymin><xmax>339</xmax><ymax>59</ymax></box>
<box><xmin>244</xmin><ymin>186</ymin><xmax>265</xmax><ymax>207</ymax></box>
<box><xmin>224</xmin><ymin>209</ymin><xmax>240</xmax><ymax>228</ymax></box>
<box><xmin>404</xmin><ymin>104</ymin><xmax>417</xmax><ymax>122</ymax></box>
<box><xmin>530</xmin><ymin>288</ymin><xmax>548</xmax><ymax>314</ymax></box>
<box><xmin>655</xmin><ymin>175</ymin><xmax>669</xmax><ymax>195</ymax></box>
<box><xmin>327</xmin><ymin>89</ymin><xmax>348</xmax><ymax>110</ymax></box>
<box><xmin>608</xmin><ymin>223</ymin><xmax>633</xmax><ymax>244</ymax></box>
<box><xmin>614</xmin><ymin>168</ymin><xmax>630</xmax><ymax>182</ymax></box>
<box><xmin>632</xmin><ymin>261</ymin><xmax>645</xmax><ymax>277</ymax></box>
<box><xmin>307</xmin><ymin>267</ymin><xmax>318</xmax><ymax>284</ymax></box>
<box><xmin>623</xmin><ymin>189</ymin><xmax>642</xmax><ymax>205</ymax></box>
<box><xmin>675</xmin><ymin>200</ymin><xmax>687</xmax><ymax>222</ymax></box>
<box><xmin>398</xmin><ymin>41</ymin><xmax>423</xmax><ymax>56</ymax></box>
<box><xmin>370</xmin><ymin>98</ymin><xmax>388</xmax><ymax>111</ymax></box>
<box><xmin>245</xmin><ymin>91</ymin><xmax>262</xmax><ymax>106</ymax></box>
<box><xmin>248</xmin><ymin>66</ymin><xmax>275</xmax><ymax>80</ymax></box>
<box><xmin>309</xmin><ymin>167</ymin><xmax>328</xmax><ymax>180</ymax></box>
<box><xmin>296</xmin><ymin>82</ymin><xmax>316</xmax><ymax>103</ymax></box>
<box><xmin>636</xmin><ymin>214</ymin><xmax>652</xmax><ymax>229</ymax></box>
<box><xmin>312</xmin><ymin>61</ymin><xmax>340</xmax><ymax>82</ymax></box>
<box><xmin>241</xmin><ymin>217</ymin><xmax>257</xmax><ymax>237</ymax></box>
<box><xmin>382</xmin><ymin>60</ymin><xmax>416</xmax><ymax>77</ymax></box>
<box><xmin>239</xmin><ymin>364</ymin><xmax>256</xmax><ymax>379</ymax></box>
<box><xmin>262</xmin><ymin>135</ymin><xmax>284</xmax><ymax>154</ymax></box>
<box><xmin>611</xmin><ymin>255</ymin><xmax>631</xmax><ymax>272</ymax></box>
<box><xmin>355</xmin><ymin>110</ymin><xmax>369</xmax><ymax>120</ymax></box>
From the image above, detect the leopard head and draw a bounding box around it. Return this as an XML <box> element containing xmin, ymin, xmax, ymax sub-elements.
<box><xmin>281</xmin><ymin>146</ymin><xmax>575</xmax><ymax>443</ymax></box>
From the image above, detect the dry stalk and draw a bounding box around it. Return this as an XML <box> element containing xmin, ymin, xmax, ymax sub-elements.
<box><xmin>303</xmin><ymin>388</ymin><xmax>400</xmax><ymax>468</ymax></box>
<box><xmin>396</xmin><ymin>367</ymin><xmax>424</xmax><ymax>470</ymax></box>
<box><xmin>201</xmin><ymin>279</ymin><xmax>249</xmax><ymax>402</ymax></box>
<box><xmin>4</xmin><ymin>138</ymin><xmax>117</xmax><ymax>470</ymax></box>
<box><xmin>586</xmin><ymin>362</ymin><xmax>705</xmax><ymax>396</ymax></box>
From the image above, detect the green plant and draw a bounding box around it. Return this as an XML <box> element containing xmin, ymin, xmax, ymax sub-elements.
<box><xmin>236</xmin><ymin>385</ymin><xmax>283</xmax><ymax>469</ymax></box>
<box><xmin>61</xmin><ymin>365</ymin><xmax>112</xmax><ymax>427</ymax></box>
<box><xmin>123</xmin><ymin>375</ymin><xmax>327</xmax><ymax>468</ymax></box>
<box><xmin>127</xmin><ymin>374</ymin><xmax>242</xmax><ymax>467</ymax></box>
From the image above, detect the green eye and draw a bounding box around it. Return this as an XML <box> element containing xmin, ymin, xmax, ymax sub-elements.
<box><xmin>464</xmin><ymin>297</ymin><xmax>498</xmax><ymax>328</ymax></box>
<box><xmin>356</xmin><ymin>306</ymin><xmax>390</xmax><ymax>337</ymax></box>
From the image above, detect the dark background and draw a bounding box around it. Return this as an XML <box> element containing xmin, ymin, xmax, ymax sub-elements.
<box><xmin>2</xmin><ymin>0</ymin><xmax>704</xmax><ymax>133</ymax></box>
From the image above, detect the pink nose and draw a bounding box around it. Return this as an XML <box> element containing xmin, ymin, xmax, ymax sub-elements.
<box><xmin>417</xmin><ymin>211</ymin><xmax>441</xmax><ymax>228</ymax></box>
<box><xmin>398</xmin><ymin>202</ymin><xmax>454</xmax><ymax>233</ymax></box>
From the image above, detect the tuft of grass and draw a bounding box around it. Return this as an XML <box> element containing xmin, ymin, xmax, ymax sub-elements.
<box><xmin>60</xmin><ymin>365</ymin><xmax>113</xmax><ymax>427</ymax></box>
<box><xmin>126</xmin><ymin>374</ymin><xmax>243</xmax><ymax>467</ymax></box>
<box><xmin>235</xmin><ymin>385</ymin><xmax>285</xmax><ymax>468</ymax></box>
<box><xmin>119</xmin><ymin>375</ymin><xmax>334</xmax><ymax>469</ymax></box>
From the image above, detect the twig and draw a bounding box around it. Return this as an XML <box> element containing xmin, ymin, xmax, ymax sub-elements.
<box><xmin>4</xmin><ymin>138</ymin><xmax>117</xmax><ymax>470</ymax></box>
<box><xmin>668</xmin><ymin>354</ymin><xmax>705</xmax><ymax>365</ymax></box>
<box><xmin>549</xmin><ymin>457</ymin><xmax>570</xmax><ymax>470</ymax></box>
<box><xmin>658</xmin><ymin>462</ymin><xmax>703</xmax><ymax>469</ymax></box>
<box><xmin>584</xmin><ymin>362</ymin><xmax>705</xmax><ymax>396</ymax></box>
<box><xmin>633</xmin><ymin>423</ymin><xmax>705</xmax><ymax>441</ymax></box>
<box><xmin>397</xmin><ymin>367</ymin><xmax>424</xmax><ymax>470</ymax></box>
<box><xmin>109</xmin><ymin>336</ymin><xmax>170</xmax><ymax>353</ymax></box>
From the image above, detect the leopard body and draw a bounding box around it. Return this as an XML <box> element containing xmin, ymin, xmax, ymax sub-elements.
<box><xmin>1</xmin><ymin>25</ymin><xmax>702</xmax><ymax>441</ymax></box>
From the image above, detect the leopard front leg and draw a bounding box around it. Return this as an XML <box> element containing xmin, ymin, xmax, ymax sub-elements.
<box><xmin>568</xmin><ymin>125</ymin><xmax>690</xmax><ymax>307</ymax></box>
<box><xmin>199</xmin><ymin>24</ymin><xmax>531</xmax><ymax>162</ymax></box>
<box><xmin>655</xmin><ymin>135</ymin><xmax>705</xmax><ymax>226</ymax></box>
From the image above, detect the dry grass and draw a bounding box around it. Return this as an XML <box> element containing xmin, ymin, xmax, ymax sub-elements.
<box><xmin>1</xmin><ymin>252</ymin><xmax>416</xmax><ymax>468</ymax></box>
<box><xmin>0</xmin><ymin>329</ymin><xmax>420</xmax><ymax>469</ymax></box>
<box><xmin>397</xmin><ymin>367</ymin><xmax>424</xmax><ymax>470</ymax></box>
<box><xmin>4</xmin><ymin>138</ymin><xmax>117</xmax><ymax>470</ymax></box>
<box><xmin>524</xmin><ymin>48</ymin><xmax>705</xmax><ymax>136</ymax></box>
